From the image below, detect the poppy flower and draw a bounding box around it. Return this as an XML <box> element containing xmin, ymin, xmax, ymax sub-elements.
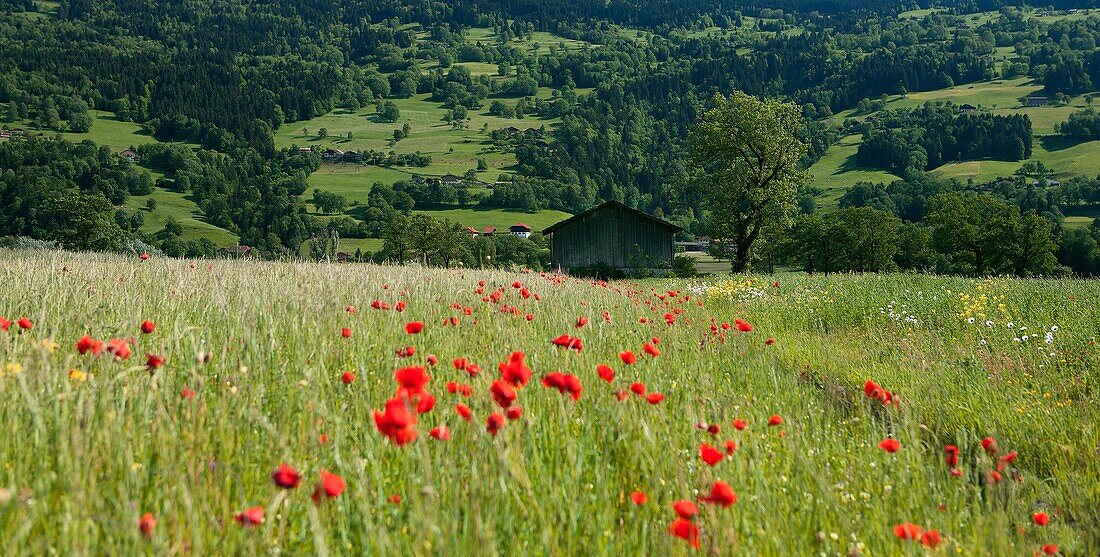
<box><xmin>76</xmin><ymin>334</ymin><xmax>103</xmax><ymax>356</ymax></box>
<box><xmin>345</xmin><ymin>305</ymin><xmax>357</xmax><ymax>314</ymax></box>
<box><xmin>525</xmin><ymin>313</ymin><xmax>534</xmax><ymax>321</ymax></box>
<box><xmin>429</xmin><ymin>426</ymin><xmax>451</xmax><ymax>441</ymax></box>
<box><xmin>1032</xmin><ymin>512</ymin><xmax>1049</xmax><ymax>526</ymax></box>
<box><xmin>879</xmin><ymin>438</ymin><xmax>901</xmax><ymax>453</ymax></box>
<box><xmin>630</xmin><ymin>382</ymin><xmax>646</xmax><ymax>396</ymax></box>
<box><xmin>506</xmin><ymin>406</ymin><xmax>523</xmax><ymax>420</ymax></box>
<box><xmin>455</xmin><ymin>404</ymin><xmax>472</xmax><ymax>421</ymax></box>
<box><xmin>699</xmin><ymin>443</ymin><xmax>724</xmax><ymax>466</ymax></box>
<box><xmin>724</xmin><ymin>440</ymin><xmax>737</xmax><ymax>454</ymax></box>
<box><xmin>388</xmin><ymin>494</ymin><xmax>402</xmax><ymax>505</ymax></box>
<box><xmin>235</xmin><ymin>506</ymin><xmax>264</xmax><ymax>526</ymax></box>
<box><xmin>394</xmin><ymin>365</ymin><xmax>429</xmax><ymax>392</ymax></box>
<box><xmin>614</xmin><ymin>390</ymin><xmax>629</xmax><ymax>401</ymax></box>
<box><xmin>395</xmin><ymin>301</ymin><xmax>406</xmax><ymax>312</ymax></box>
<box><xmin>950</xmin><ymin>468</ymin><xmax>962</xmax><ymax>477</ymax></box>
<box><xmin>0</xmin><ymin>318</ymin><xmax>9</xmax><ymax>332</ymax></box>
<box><xmin>575</xmin><ymin>316</ymin><xmax>589</xmax><ymax>328</ymax></box>
<box><xmin>643</xmin><ymin>343</ymin><xmax>660</xmax><ymax>357</ymax></box>
<box><xmin>490</xmin><ymin>379</ymin><xmax>517</xmax><ymax>409</ymax></box>
<box><xmin>1042</xmin><ymin>544</ymin><xmax>1059</xmax><ymax>555</ymax></box>
<box><xmin>920</xmin><ymin>530</ymin><xmax>941</xmax><ymax>548</ymax></box>
<box><xmin>341</xmin><ymin>371</ymin><xmax>356</xmax><ymax>385</ymax></box>
<box><xmin>414</xmin><ymin>391</ymin><xmax>436</xmax><ymax>414</ymax></box>
<box><xmin>631</xmin><ymin>491</ymin><xmax>648</xmax><ymax>505</ymax></box>
<box><xmin>138</xmin><ymin>512</ymin><xmax>156</xmax><ymax>537</ymax></box>
<box><xmin>140</xmin><ymin>320</ymin><xmax>156</xmax><ymax>334</ymax></box>
<box><xmin>735</xmin><ymin>319</ymin><xmax>753</xmax><ymax>332</ymax></box>
<box><xmin>272</xmin><ymin>463</ymin><xmax>301</xmax><ymax>489</ymax></box>
<box><xmin>405</xmin><ymin>321</ymin><xmax>423</xmax><ymax>334</ymax></box>
<box><xmin>498</xmin><ymin>351</ymin><xmax>532</xmax><ymax>387</ymax></box>
<box><xmin>145</xmin><ymin>353</ymin><xmax>165</xmax><ymax>370</ymax></box>
<box><xmin>733</xmin><ymin>419</ymin><xmax>747</xmax><ymax>431</ymax></box>
<box><xmin>672</xmin><ymin>500</ymin><xmax>700</xmax><ymax>519</ymax></box>
<box><xmin>669</xmin><ymin>518</ymin><xmax>699</xmax><ymax>548</ymax></box>
<box><xmin>765</xmin><ymin>338</ymin><xmax>776</xmax><ymax>346</ymax></box>
<box><xmin>551</xmin><ymin>334</ymin><xmax>583</xmax><ymax>351</ymax></box>
<box><xmin>312</xmin><ymin>470</ymin><xmax>346</xmax><ymax>504</ymax></box>
<box><xmin>944</xmin><ymin>445</ymin><xmax>959</xmax><ymax>466</ymax></box>
<box><xmin>181</xmin><ymin>387</ymin><xmax>196</xmax><ymax>399</ymax></box>
<box><xmin>981</xmin><ymin>437</ymin><xmax>998</xmax><ymax>455</ymax></box>
<box><xmin>646</xmin><ymin>393</ymin><xmax>665</xmax><ymax>404</ymax></box>
<box><xmin>373</xmin><ymin>397</ymin><xmax>418</xmax><ymax>445</ymax></box>
<box><xmin>486</xmin><ymin>413</ymin><xmax>506</xmax><ymax>436</ymax></box>
<box><xmin>893</xmin><ymin>523</ymin><xmax>922</xmax><ymax>540</ymax></box>
<box><xmin>106</xmin><ymin>338</ymin><xmax>132</xmax><ymax>360</ymax></box>
<box><xmin>341</xmin><ymin>327</ymin><xmax>352</xmax><ymax>338</ymax></box>
<box><xmin>140</xmin><ymin>252</ymin><xmax>151</xmax><ymax>261</ymax></box>
<box><xmin>619</xmin><ymin>351</ymin><xmax>637</xmax><ymax>365</ymax></box>
<box><xmin>699</xmin><ymin>481</ymin><xmax>737</xmax><ymax>507</ymax></box>
<box><xmin>17</xmin><ymin>317</ymin><xmax>32</xmax><ymax>330</ymax></box>
<box><xmin>596</xmin><ymin>364</ymin><xmax>615</xmax><ymax>383</ymax></box>
<box><xmin>767</xmin><ymin>415</ymin><xmax>783</xmax><ymax>427</ymax></box>
<box><xmin>396</xmin><ymin>346</ymin><xmax>415</xmax><ymax>357</ymax></box>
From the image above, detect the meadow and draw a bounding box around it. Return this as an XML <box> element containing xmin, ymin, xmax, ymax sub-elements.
<box><xmin>0</xmin><ymin>250</ymin><xmax>1095</xmax><ymax>555</ymax></box>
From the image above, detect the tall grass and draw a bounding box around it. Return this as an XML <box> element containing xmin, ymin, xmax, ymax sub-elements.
<box><xmin>0</xmin><ymin>251</ymin><xmax>1094</xmax><ymax>555</ymax></box>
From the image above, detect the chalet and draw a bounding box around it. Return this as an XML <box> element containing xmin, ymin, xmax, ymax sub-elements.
<box><xmin>0</xmin><ymin>131</ymin><xmax>11</xmax><ymax>139</ymax></box>
<box><xmin>504</xmin><ymin>126</ymin><xmax>521</xmax><ymax>137</ymax></box>
<box><xmin>959</xmin><ymin>104</ymin><xmax>978</xmax><ymax>113</ymax></box>
<box><xmin>440</xmin><ymin>174</ymin><xmax>463</xmax><ymax>185</ymax></box>
<box><xmin>542</xmin><ymin>201</ymin><xmax>682</xmax><ymax>274</ymax></box>
<box><xmin>297</xmin><ymin>147</ymin><xmax>313</xmax><ymax>154</ymax></box>
<box><xmin>217</xmin><ymin>245</ymin><xmax>254</xmax><ymax>258</ymax></box>
<box><xmin>482</xmin><ymin>226</ymin><xmax>496</xmax><ymax>236</ymax></box>
<box><xmin>509</xmin><ymin>223</ymin><xmax>532</xmax><ymax>239</ymax></box>
<box><xmin>341</xmin><ymin>150</ymin><xmax>360</xmax><ymax>162</ymax></box>
<box><xmin>336</xmin><ymin>252</ymin><xmax>353</xmax><ymax>263</ymax></box>
<box><xmin>322</xmin><ymin>148</ymin><xmax>344</xmax><ymax>161</ymax></box>
<box><xmin>523</xmin><ymin>127</ymin><xmax>544</xmax><ymax>138</ymax></box>
<box><xmin>1026</xmin><ymin>96</ymin><xmax>1049</xmax><ymax>107</ymax></box>
<box><xmin>464</xmin><ymin>226</ymin><xmax>480</xmax><ymax>237</ymax></box>
<box><xmin>119</xmin><ymin>149</ymin><xmax>139</xmax><ymax>163</ymax></box>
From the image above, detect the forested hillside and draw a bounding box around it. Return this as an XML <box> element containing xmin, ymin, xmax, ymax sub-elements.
<box><xmin>3</xmin><ymin>0</ymin><xmax>1100</xmax><ymax>273</ymax></box>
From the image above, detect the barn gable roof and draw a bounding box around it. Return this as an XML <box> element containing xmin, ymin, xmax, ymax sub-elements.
<box><xmin>542</xmin><ymin>200</ymin><xmax>682</xmax><ymax>235</ymax></box>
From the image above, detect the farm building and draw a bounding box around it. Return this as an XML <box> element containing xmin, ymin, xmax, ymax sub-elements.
<box><xmin>542</xmin><ymin>201</ymin><xmax>682</xmax><ymax>274</ymax></box>
<box><xmin>509</xmin><ymin>223</ymin><xmax>532</xmax><ymax>238</ymax></box>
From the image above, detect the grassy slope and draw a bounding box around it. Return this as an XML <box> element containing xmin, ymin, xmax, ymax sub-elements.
<box><xmin>0</xmin><ymin>252</ymin><xmax>1095</xmax><ymax>554</ymax></box>
<box><xmin>806</xmin><ymin>135</ymin><xmax>901</xmax><ymax>207</ymax></box>
<box><xmin>410</xmin><ymin>207</ymin><xmax>570</xmax><ymax>231</ymax></box>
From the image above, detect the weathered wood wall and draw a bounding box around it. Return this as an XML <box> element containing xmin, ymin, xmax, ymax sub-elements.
<box><xmin>549</xmin><ymin>205</ymin><xmax>675</xmax><ymax>270</ymax></box>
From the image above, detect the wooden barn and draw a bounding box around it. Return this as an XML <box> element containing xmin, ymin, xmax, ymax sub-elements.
<box><xmin>542</xmin><ymin>201</ymin><xmax>682</xmax><ymax>273</ymax></box>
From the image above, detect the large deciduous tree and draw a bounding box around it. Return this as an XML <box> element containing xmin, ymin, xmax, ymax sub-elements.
<box><xmin>688</xmin><ymin>92</ymin><xmax>810</xmax><ymax>272</ymax></box>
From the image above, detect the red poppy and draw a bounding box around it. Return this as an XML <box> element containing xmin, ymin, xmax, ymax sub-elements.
<box><xmin>699</xmin><ymin>481</ymin><xmax>737</xmax><ymax>507</ymax></box>
<box><xmin>551</xmin><ymin>334</ymin><xmax>583</xmax><ymax>351</ymax></box>
<box><xmin>272</xmin><ymin>463</ymin><xmax>301</xmax><ymax>489</ymax></box>
<box><xmin>429</xmin><ymin>426</ymin><xmax>451</xmax><ymax>441</ymax></box>
<box><xmin>405</xmin><ymin>321</ymin><xmax>423</xmax><ymax>334</ymax></box>
<box><xmin>345</xmin><ymin>305</ymin><xmax>357</xmax><ymax>314</ymax></box>
<box><xmin>950</xmin><ymin>468</ymin><xmax>962</xmax><ymax>477</ymax></box>
<box><xmin>596</xmin><ymin>364</ymin><xmax>615</xmax><ymax>383</ymax></box>
<box><xmin>724</xmin><ymin>440</ymin><xmax>737</xmax><ymax>454</ymax></box>
<box><xmin>394</xmin><ymin>365</ymin><xmax>430</xmax><ymax>392</ymax></box>
<box><xmin>575</xmin><ymin>316</ymin><xmax>589</xmax><ymax>328</ymax></box>
<box><xmin>106</xmin><ymin>338</ymin><xmax>132</xmax><ymax>360</ymax></box>
<box><xmin>0</xmin><ymin>318</ymin><xmax>9</xmax><ymax>332</ymax></box>
<box><xmin>1032</xmin><ymin>512</ymin><xmax>1049</xmax><ymax>526</ymax></box>
<box><xmin>455</xmin><ymin>404</ymin><xmax>472</xmax><ymax>421</ymax></box>
<box><xmin>879</xmin><ymin>438</ymin><xmax>901</xmax><ymax>453</ymax></box>
<box><xmin>341</xmin><ymin>327</ymin><xmax>352</xmax><ymax>338</ymax></box>
<box><xmin>491</xmin><ymin>379</ymin><xmax>517</xmax><ymax>408</ymax></box>
<box><xmin>944</xmin><ymin>445</ymin><xmax>959</xmax><ymax>466</ymax></box>
<box><xmin>76</xmin><ymin>334</ymin><xmax>103</xmax><ymax>356</ymax></box>
<box><xmin>235</xmin><ymin>506</ymin><xmax>264</xmax><ymax>526</ymax></box>
<box><xmin>505</xmin><ymin>405</ymin><xmax>523</xmax><ymax>420</ymax></box>
<box><xmin>767</xmin><ymin>415</ymin><xmax>783</xmax><ymax>427</ymax></box>
<box><xmin>631</xmin><ymin>491</ymin><xmax>648</xmax><ymax>505</ymax></box>
<box><xmin>373</xmin><ymin>397</ymin><xmax>418</xmax><ymax>445</ymax></box>
<box><xmin>672</xmin><ymin>500</ymin><xmax>700</xmax><ymax>519</ymax></box>
<box><xmin>181</xmin><ymin>387</ymin><xmax>196</xmax><ymax>399</ymax></box>
<box><xmin>138</xmin><ymin>512</ymin><xmax>156</xmax><ymax>537</ymax></box>
<box><xmin>920</xmin><ymin>530</ymin><xmax>941</xmax><ymax>548</ymax></box>
<box><xmin>17</xmin><ymin>317</ymin><xmax>32</xmax><ymax>330</ymax></box>
<box><xmin>735</xmin><ymin>319</ymin><xmax>753</xmax><ymax>332</ymax></box>
<box><xmin>341</xmin><ymin>371</ymin><xmax>356</xmax><ymax>385</ymax></box>
<box><xmin>145</xmin><ymin>353</ymin><xmax>165</xmax><ymax>370</ymax></box>
<box><xmin>765</xmin><ymin>338</ymin><xmax>776</xmax><ymax>346</ymax></box>
<box><xmin>981</xmin><ymin>437</ymin><xmax>998</xmax><ymax>455</ymax></box>
<box><xmin>312</xmin><ymin>470</ymin><xmax>346</xmax><ymax>504</ymax></box>
<box><xmin>486</xmin><ymin>413</ymin><xmax>506</xmax><ymax>436</ymax></box>
<box><xmin>893</xmin><ymin>523</ymin><xmax>922</xmax><ymax>540</ymax></box>
<box><xmin>395</xmin><ymin>301</ymin><xmax>406</xmax><ymax>312</ymax></box>
<box><xmin>1042</xmin><ymin>544</ymin><xmax>1059</xmax><ymax>555</ymax></box>
<box><xmin>643</xmin><ymin>343</ymin><xmax>660</xmax><ymax>357</ymax></box>
<box><xmin>619</xmin><ymin>351</ymin><xmax>637</xmax><ymax>365</ymax></box>
<box><xmin>733</xmin><ymin>419</ymin><xmax>747</xmax><ymax>431</ymax></box>
<box><xmin>614</xmin><ymin>390</ymin><xmax>629</xmax><ymax>401</ymax></box>
<box><xmin>525</xmin><ymin>313</ymin><xmax>534</xmax><ymax>321</ymax></box>
<box><xmin>646</xmin><ymin>393</ymin><xmax>665</xmax><ymax>404</ymax></box>
<box><xmin>669</xmin><ymin>518</ymin><xmax>699</xmax><ymax>548</ymax></box>
<box><xmin>630</xmin><ymin>382</ymin><xmax>646</xmax><ymax>396</ymax></box>
<box><xmin>499</xmin><ymin>351</ymin><xmax>532</xmax><ymax>387</ymax></box>
<box><xmin>699</xmin><ymin>443</ymin><xmax>724</xmax><ymax>466</ymax></box>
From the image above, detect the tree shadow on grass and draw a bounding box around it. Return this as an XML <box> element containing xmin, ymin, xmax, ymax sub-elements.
<box><xmin>1040</xmin><ymin>135</ymin><xmax>1092</xmax><ymax>152</ymax></box>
